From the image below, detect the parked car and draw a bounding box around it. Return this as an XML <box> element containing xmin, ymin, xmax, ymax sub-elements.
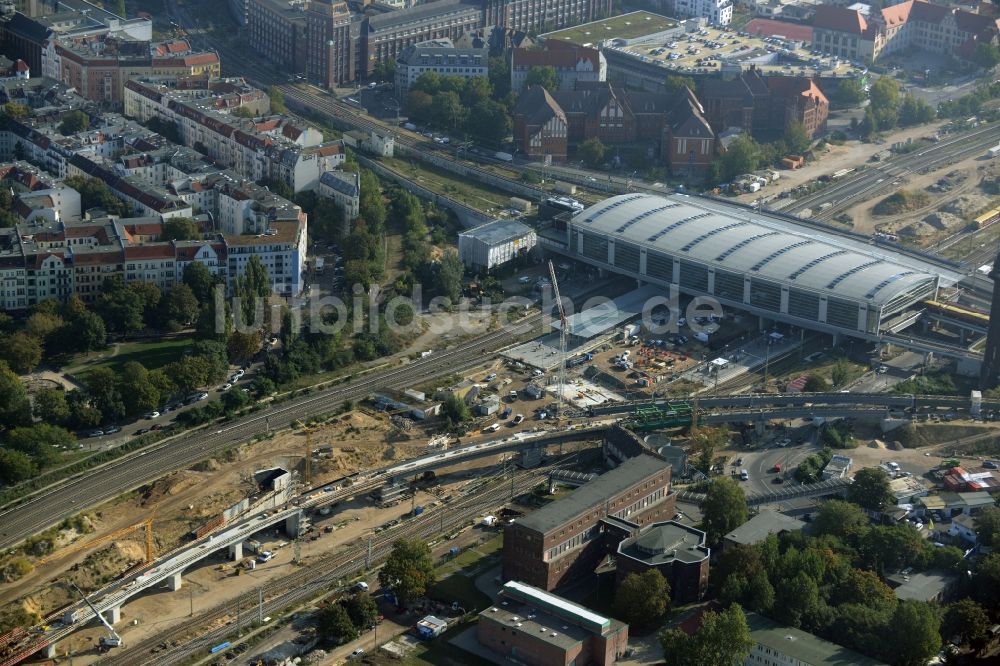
<box><xmin>88</xmin><ymin>430</ymin><xmax>104</xmax><ymax>438</ymax></box>
<box><xmin>104</xmin><ymin>425</ymin><xmax>121</xmax><ymax>434</ymax></box>
<box><xmin>985</xmin><ymin>461</ymin><xmax>999</xmax><ymax>470</ymax></box>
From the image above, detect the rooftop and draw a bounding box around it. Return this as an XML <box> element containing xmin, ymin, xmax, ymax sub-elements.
<box><xmin>746</xmin><ymin>613</ymin><xmax>887</xmax><ymax>665</ymax></box>
<box><xmin>617</xmin><ymin>521</ymin><xmax>709</xmax><ymax>565</ymax></box>
<box><xmin>884</xmin><ymin>569</ymin><xmax>957</xmax><ymax>602</ymax></box>
<box><xmin>570</xmin><ymin>193</ymin><xmax>953</xmax><ymax>310</ymax></box>
<box><xmin>558</xmin><ymin>284</ymin><xmax>662</xmax><ymax>339</ymax></box>
<box><xmin>542</xmin><ymin>11</ymin><xmax>677</xmax><ymax>45</ymax></box>
<box><xmin>514</xmin><ymin>454</ymin><xmax>669</xmax><ymax>534</ymax></box>
<box><xmin>458</xmin><ymin>218</ymin><xmax>535</xmax><ymax>246</ymax></box>
<box><xmin>723</xmin><ymin>511</ymin><xmax>805</xmax><ymax>546</ymax></box>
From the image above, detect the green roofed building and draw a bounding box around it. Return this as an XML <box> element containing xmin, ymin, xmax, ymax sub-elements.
<box><xmin>746</xmin><ymin>613</ymin><xmax>887</xmax><ymax>666</ymax></box>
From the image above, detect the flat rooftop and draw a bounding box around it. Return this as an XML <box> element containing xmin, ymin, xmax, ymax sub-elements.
<box><xmin>542</xmin><ymin>11</ymin><xmax>677</xmax><ymax>45</ymax></box>
<box><xmin>723</xmin><ymin>511</ymin><xmax>805</xmax><ymax>545</ymax></box>
<box><xmin>558</xmin><ymin>284</ymin><xmax>662</xmax><ymax>339</ymax></box>
<box><xmin>746</xmin><ymin>613</ymin><xmax>887</xmax><ymax>665</ymax></box>
<box><xmin>602</xmin><ymin>25</ymin><xmax>865</xmax><ymax>79</ymax></box>
<box><xmin>459</xmin><ymin>218</ymin><xmax>535</xmax><ymax>245</ymax></box>
<box><xmin>618</xmin><ymin>521</ymin><xmax>708</xmax><ymax>565</ymax></box>
<box><xmin>514</xmin><ymin>454</ymin><xmax>669</xmax><ymax>535</ymax></box>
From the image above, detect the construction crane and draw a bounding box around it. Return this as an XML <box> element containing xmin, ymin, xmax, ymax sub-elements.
<box><xmin>295</xmin><ymin>421</ymin><xmax>322</xmax><ymax>487</ymax></box>
<box><xmin>548</xmin><ymin>260</ymin><xmax>568</xmax><ymax>426</ymax></box>
<box><xmin>38</xmin><ymin>507</ymin><xmax>157</xmax><ymax>566</ymax></box>
<box><xmin>71</xmin><ymin>583</ymin><xmax>122</xmax><ymax>650</ymax></box>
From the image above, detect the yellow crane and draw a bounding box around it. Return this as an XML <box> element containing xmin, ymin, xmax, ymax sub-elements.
<box><xmin>38</xmin><ymin>506</ymin><xmax>158</xmax><ymax>566</ymax></box>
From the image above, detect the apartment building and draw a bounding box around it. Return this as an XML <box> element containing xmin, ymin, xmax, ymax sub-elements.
<box><xmin>305</xmin><ymin>0</ymin><xmax>355</xmax><ymax>88</ymax></box>
<box><xmin>671</xmin><ymin>0</ymin><xmax>733</xmax><ymax>26</ymax></box>
<box><xmin>49</xmin><ymin>37</ymin><xmax>220</xmax><ymax>106</ymax></box>
<box><xmin>247</xmin><ymin>0</ymin><xmax>308</xmax><ymax>75</ymax></box>
<box><xmin>483</xmin><ymin>0</ymin><xmax>613</xmax><ymax>35</ymax></box>
<box><xmin>502</xmin><ymin>454</ymin><xmax>676</xmax><ymax>591</ymax></box>
<box><xmin>510</xmin><ymin>42</ymin><xmax>605</xmax><ymax>92</ymax></box>
<box><xmin>395</xmin><ymin>38</ymin><xmax>488</xmax><ymax>94</ymax></box>
<box><xmin>317</xmin><ymin>169</ymin><xmax>360</xmax><ymax>234</ymax></box>
<box><xmin>812</xmin><ymin>0</ymin><xmax>1000</xmax><ymax>64</ymax></box>
<box><xmin>123</xmin><ymin>78</ymin><xmax>342</xmax><ymax>192</ymax></box>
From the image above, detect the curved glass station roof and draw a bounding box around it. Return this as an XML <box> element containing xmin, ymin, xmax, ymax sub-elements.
<box><xmin>571</xmin><ymin>193</ymin><xmax>942</xmax><ymax>308</ymax></box>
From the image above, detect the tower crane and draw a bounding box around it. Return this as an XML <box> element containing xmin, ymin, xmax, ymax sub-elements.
<box><xmin>38</xmin><ymin>506</ymin><xmax>158</xmax><ymax>566</ymax></box>
<box><xmin>71</xmin><ymin>583</ymin><xmax>122</xmax><ymax>650</ymax></box>
<box><xmin>548</xmin><ymin>260</ymin><xmax>568</xmax><ymax>426</ymax></box>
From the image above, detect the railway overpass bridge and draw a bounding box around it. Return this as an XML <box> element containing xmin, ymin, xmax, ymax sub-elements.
<box><xmin>678</xmin><ymin>476</ymin><xmax>852</xmax><ymax>507</ymax></box>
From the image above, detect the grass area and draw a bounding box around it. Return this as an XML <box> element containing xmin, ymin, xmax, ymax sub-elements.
<box><xmin>427</xmin><ymin>574</ymin><xmax>493</xmax><ymax>613</ymax></box>
<box><xmin>66</xmin><ymin>337</ymin><xmax>195</xmax><ymax>377</ymax></box>
<box><xmin>542</xmin><ymin>11</ymin><xmax>676</xmax><ymax>44</ymax></box>
<box><xmin>393</xmin><ymin>619</ymin><xmax>496</xmax><ymax>666</ymax></box>
<box><xmin>380</xmin><ymin>157</ymin><xmax>513</xmax><ymax>214</ymax></box>
<box><xmin>436</xmin><ymin>535</ymin><xmax>503</xmax><ymax>578</ymax></box>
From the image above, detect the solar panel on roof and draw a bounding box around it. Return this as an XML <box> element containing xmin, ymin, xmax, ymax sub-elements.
<box><xmin>715</xmin><ymin>231</ymin><xmax>781</xmax><ymax>261</ymax></box>
<box><xmin>750</xmin><ymin>240</ymin><xmax>815</xmax><ymax>271</ymax></box>
<box><xmin>865</xmin><ymin>271</ymin><xmax>915</xmax><ymax>299</ymax></box>
<box><xmin>827</xmin><ymin>260</ymin><xmax>883</xmax><ymax>290</ymax></box>
<box><xmin>582</xmin><ymin>194</ymin><xmax>646</xmax><ymax>224</ymax></box>
<box><xmin>647</xmin><ymin>212</ymin><xmax>711</xmax><ymax>242</ymax></box>
<box><xmin>788</xmin><ymin>250</ymin><xmax>848</xmax><ymax>280</ymax></box>
<box><xmin>615</xmin><ymin>203</ymin><xmax>678</xmax><ymax>233</ymax></box>
<box><xmin>680</xmin><ymin>221</ymin><xmax>751</xmax><ymax>252</ymax></box>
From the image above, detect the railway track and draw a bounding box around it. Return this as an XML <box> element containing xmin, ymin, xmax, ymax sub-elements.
<box><xmin>97</xmin><ymin>466</ymin><xmax>551</xmax><ymax>666</ymax></box>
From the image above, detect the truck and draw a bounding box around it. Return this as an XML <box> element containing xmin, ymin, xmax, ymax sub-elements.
<box><xmin>989</xmin><ymin>144</ymin><xmax>1000</xmax><ymax>158</ymax></box>
<box><xmin>495</xmin><ymin>151</ymin><xmax>514</xmax><ymax>162</ymax></box>
<box><xmin>694</xmin><ymin>331</ymin><xmax>710</xmax><ymax>343</ymax></box>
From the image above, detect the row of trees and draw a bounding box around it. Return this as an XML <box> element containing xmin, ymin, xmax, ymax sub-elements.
<box><xmin>859</xmin><ymin>78</ymin><xmax>936</xmax><ymax>139</ymax></box>
<box><xmin>404</xmin><ymin>69</ymin><xmax>513</xmax><ymax>146</ymax></box>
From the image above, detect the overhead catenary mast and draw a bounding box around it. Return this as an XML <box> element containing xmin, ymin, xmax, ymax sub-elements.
<box><xmin>548</xmin><ymin>260</ymin><xmax>567</xmax><ymax>426</ymax></box>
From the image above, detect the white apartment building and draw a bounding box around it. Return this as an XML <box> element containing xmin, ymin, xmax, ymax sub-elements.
<box><xmin>394</xmin><ymin>39</ymin><xmax>489</xmax><ymax>94</ymax></box>
<box><xmin>672</xmin><ymin>0</ymin><xmax>733</xmax><ymax>25</ymax></box>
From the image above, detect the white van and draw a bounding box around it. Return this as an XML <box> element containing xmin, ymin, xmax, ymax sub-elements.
<box><xmin>740</xmin><ymin>469</ymin><xmax>749</xmax><ymax>481</ymax></box>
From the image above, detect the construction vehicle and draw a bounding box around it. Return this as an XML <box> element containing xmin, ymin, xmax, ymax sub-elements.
<box><xmin>72</xmin><ymin>584</ymin><xmax>122</xmax><ymax>650</ymax></box>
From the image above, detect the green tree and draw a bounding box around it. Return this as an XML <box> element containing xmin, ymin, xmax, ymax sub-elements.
<box><xmin>1</xmin><ymin>332</ymin><xmax>42</xmax><ymax>374</ymax></box>
<box><xmin>268</xmin><ymin>86</ymin><xmax>287</xmax><ymax>114</ymax></box>
<box><xmin>96</xmin><ymin>277</ymin><xmax>146</xmax><ymax>335</ymax></box>
<box><xmin>59</xmin><ymin>110</ymin><xmax>89</xmax><ymax>135</ymax></box>
<box><xmin>6</xmin><ymin>423</ymin><xmax>73</xmax><ymax>468</ymax></box>
<box><xmin>161</xmin><ymin>284</ymin><xmax>200</xmax><ymax>329</ymax></box>
<box><xmin>488</xmin><ymin>56</ymin><xmax>511</xmax><ymax>98</ymax></box>
<box><xmin>0</xmin><ymin>448</ymin><xmax>37</xmax><ymax>484</ymax></box>
<box><xmin>613</xmin><ymin>570</ymin><xmax>671</xmax><ymax>628</ymax></box>
<box><xmin>974</xmin><ymin>506</ymin><xmax>1000</xmax><ymax>547</ymax></box>
<box><xmin>830</xmin><ymin>569</ymin><xmax>895</xmax><ymax>612</ymax></box>
<box><xmin>466</xmin><ymin>100</ymin><xmax>512</xmax><ymax>145</ymax></box>
<box><xmin>718</xmin><ymin>134</ymin><xmax>762</xmax><ymax>181</ymax></box>
<box><xmin>359</xmin><ymin>170</ymin><xmax>386</xmax><ymax>230</ymax></box>
<box><xmin>775</xmin><ymin>571</ymin><xmax>819</xmax><ymax>628</ymax></box>
<box><xmin>0</xmin><ymin>361</ymin><xmax>32</xmax><ymax>428</ymax></box>
<box><xmin>942</xmin><ymin>599</ymin><xmax>990</xmax><ymax>651</ymax></box>
<box><xmin>227</xmin><ymin>330</ymin><xmax>259</xmax><ymax>364</ymax></box>
<box><xmin>783</xmin><ymin>120</ymin><xmax>811</xmax><ymax>154</ymax></box>
<box><xmin>830</xmin><ymin>359</ymin><xmax>852</xmax><ymax>387</ymax></box>
<box><xmin>183</xmin><ymin>261</ymin><xmax>218</xmax><ymax>304</ymax></box>
<box><xmin>858</xmin><ymin>104</ymin><xmax>877</xmax><ymax>140</ymax></box>
<box><xmin>431</xmin><ymin>91</ymin><xmax>465</xmax><ymax>130</ymax></box>
<box><xmin>116</xmin><ymin>0</ymin><xmax>126</xmax><ymax>17</ymax></box>
<box><xmin>65</xmin><ymin>176</ymin><xmax>127</xmax><ymax>216</ymax></box>
<box><xmin>974</xmin><ymin>42</ymin><xmax>1000</xmax><ymax>69</ymax></box>
<box><xmin>64</xmin><ymin>307</ymin><xmax>106</xmax><ymax>352</ymax></box>
<box><xmin>316</xmin><ymin>603</ymin><xmax>357</xmax><ymax>644</ymax></box>
<box><xmin>436</xmin><ymin>248</ymin><xmax>464</xmax><ymax>303</ymax></box>
<box><xmin>803</xmin><ymin>374</ymin><xmax>829</xmax><ymax>392</ymax></box>
<box><xmin>885</xmin><ymin>600</ymin><xmax>941</xmax><ymax>666</ymax></box>
<box><xmin>659</xmin><ymin>603</ymin><xmax>754</xmax><ymax>666</ymax></box>
<box><xmin>577</xmin><ymin>138</ymin><xmax>606</xmax><ymax>168</ymax></box>
<box><xmin>973</xmin><ymin>552</ymin><xmax>1000</xmax><ymax>612</ymax></box>
<box><xmin>344</xmin><ymin>592</ymin><xmax>379</xmax><ymax>629</ymax></box>
<box><xmin>664</xmin><ymin>75</ymin><xmax>696</xmax><ymax>95</ymax></box>
<box><xmin>745</xmin><ymin>570</ymin><xmax>775</xmax><ymax>614</ymax></box>
<box><xmin>525</xmin><ymin>65</ymin><xmax>559</xmax><ymax>91</ymax></box>
<box><xmin>3</xmin><ymin>102</ymin><xmax>30</xmax><ymax>118</ymax></box>
<box><xmin>234</xmin><ymin>255</ymin><xmax>271</xmax><ymax>327</ymax></box>
<box><xmin>159</xmin><ymin>217</ymin><xmax>200</xmax><ymax>242</ymax></box>
<box><xmin>869</xmin><ymin>77</ymin><xmax>901</xmax><ymax>130</ymax></box>
<box><xmin>33</xmin><ymin>388</ymin><xmax>69</xmax><ymax>424</ymax></box>
<box><xmin>835</xmin><ymin>78</ymin><xmax>866</xmax><ymax>106</ymax></box>
<box><xmin>813</xmin><ymin>499</ymin><xmax>868</xmax><ymax>540</ymax></box>
<box><xmin>859</xmin><ymin>524</ymin><xmax>926</xmax><ymax>573</ymax></box>
<box><xmin>119</xmin><ymin>361</ymin><xmax>160</xmax><ymax>416</ymax></box>
<box><xmin>462</xmin><ymin>76</ymin><xmax>492</xmax><ymax>107</ymax></box>
<box><xmin>85</xmin><ymin>366</ymin><xmax>125</xmax><ymax>423</ymax></box>
<box><xmin>442</xmin><ymin>393</ymin><xmax>471</xmax><ymax>425</ymax></box>
<box><xmin>700</xmin><ymin>477</ymin><xmax>748</xmax><ymax>545</ymax></box>
<box><xmin>847</xmin><ymin>467</ymin><xmax>893</xmax><ymax>512</ymax></box>
<box><xmin>405</xmin><ymin>89</ymin><xmax>434</xmax><ymax>122</ymax></box>
<box><xmin>898</xmin><ymin>94</ymin><xmax>936</xmax><ymax>126</ymax></box>
<box><xmin>25</xmin><ymin>312</ymin><xmax>64</xmax><ymax>344</ymax></box>
<box><xmin>378</xmin><ymin>539</ymin><xmax>435</xmax><ymax>605</ymax></box>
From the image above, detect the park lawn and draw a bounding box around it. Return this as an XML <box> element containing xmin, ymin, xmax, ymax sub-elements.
<box><xmin>67</xmin><ymin>337</ymin><xmax>195</xmax><ymax>377</ymax></box>
<box><xmin>436</xmin><ymin>535</ymin><xmax>503</xmax><ymax>578</ymax></box>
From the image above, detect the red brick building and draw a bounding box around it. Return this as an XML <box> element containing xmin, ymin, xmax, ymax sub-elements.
<box><xmin>513</xmin><ymin>83</ymin><xmax>717</xmax><ymax>179</ymax></box>
<box><xmin>615</xmin><ymin>521</ymin><xmax>710</xmax><ymax>604</ymax></box>
<box><xmin>699</xmin><ymin>68</ymin><xmax>829</xmax><ymax>139</ymax></box>
<box><xmin>502</xmin><ymin>454</ymin><xmax>676</xmax><ymax>591</ymax></box>
<box><xmin>477</xmin><ymin>581</ymin><xmax>629</xmax><ymax>666</ymax></box>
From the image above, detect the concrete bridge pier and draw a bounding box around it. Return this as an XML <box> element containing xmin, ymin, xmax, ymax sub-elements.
<box><xmin>103</xmin><ymin>606</ymin><xmax>121</xmax><ymax>625</ymax></box>
<box><xmin>44</xmin><ymin>643</ymin><xmax>57</xmax><ymax>658</ymax></box>
<box><xmin>167</xmin><ymin>572</ymin><xmax>183</xmax><ymax>591</ymax></box>
<box><xmin>285</xmin><ymin>510</ymin><xmax>303</xmax><ymax>538</ymax></box>
<box><xmin>229</xmin><ymin>541</ymin><xmax>243</xmax><ymax>561</ymax></box>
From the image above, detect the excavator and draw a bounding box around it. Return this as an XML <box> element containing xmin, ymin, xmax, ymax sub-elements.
<box><xmin>71</xmin><ymin>584</ymin><xmax>122</xmax><ymax>651</ymax></box>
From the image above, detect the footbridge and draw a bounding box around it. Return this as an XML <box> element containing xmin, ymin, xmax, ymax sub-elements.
<box><xmin>678</xmin><ymin>476</ymin><xmax>852</xmax><ymax>507</ymax></box>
